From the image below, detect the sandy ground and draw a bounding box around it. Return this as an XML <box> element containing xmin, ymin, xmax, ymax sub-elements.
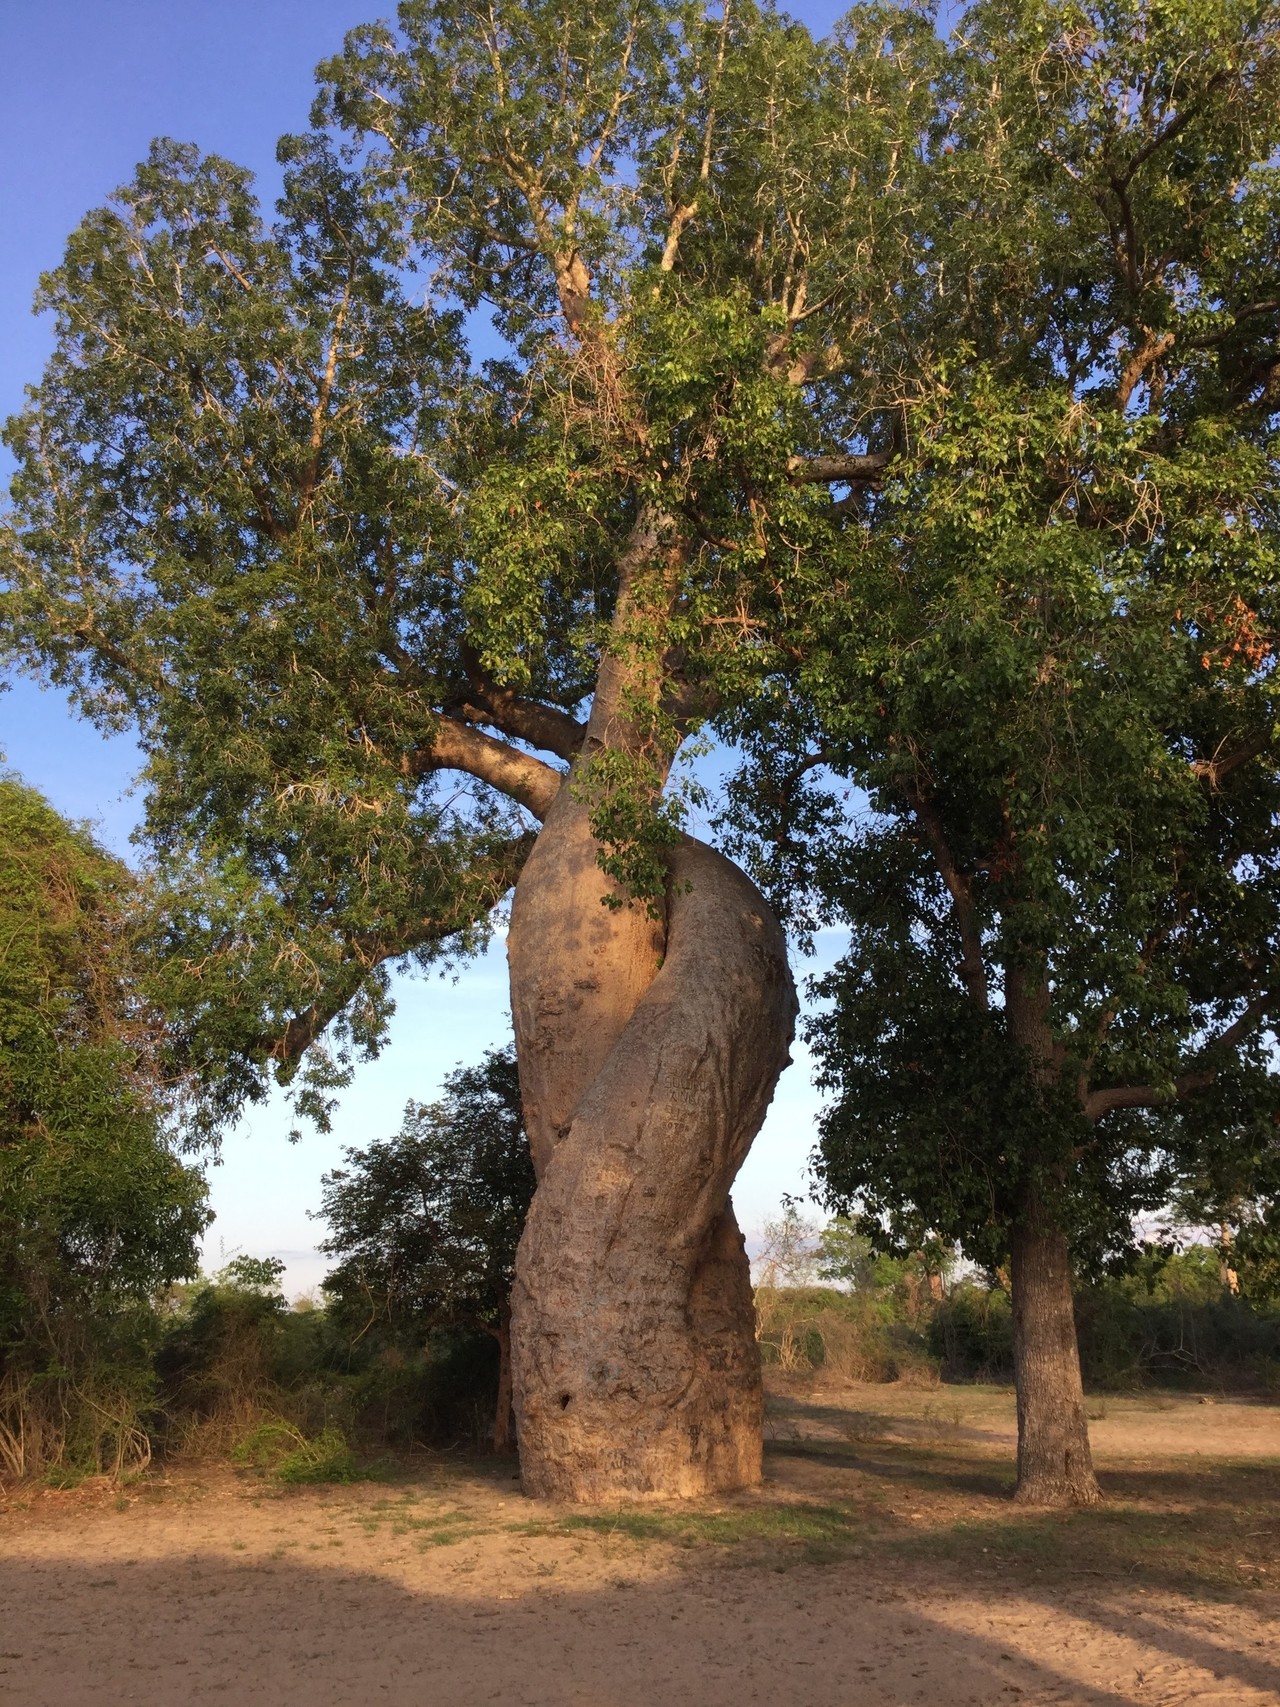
<box><xmin>1</xmin><ymin>1383</ymin><xmax>1276</xmax><ymax>1707</ymax></box>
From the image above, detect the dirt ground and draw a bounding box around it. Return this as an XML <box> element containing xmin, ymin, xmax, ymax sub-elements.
<box><xmin>1</xmin><ymin>1380</ymin><xmax>1276</xmax><ymax>1706</ymax></box>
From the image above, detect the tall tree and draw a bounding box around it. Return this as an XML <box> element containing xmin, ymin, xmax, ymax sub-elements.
<box><xmin>318</xmin><ymin>1045</ymin><xmax>535</xmax><ymax>1451</ymax></box>
<box><xmin>726</xmin><ymin>0</ymin><xmax>1280</xmax><ymax>1503</ymax></box>
<box><xmin>0</xmin><ymin>0</ymin><xmax>941</xmax><ymax>1498</ymax></box>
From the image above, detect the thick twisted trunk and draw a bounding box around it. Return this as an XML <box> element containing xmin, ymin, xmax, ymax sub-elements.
<box><xmin>504</xmin><ymin>501</ymin><xmax>795</xmax><ymax>1499</ymax></box>
<box><xmin>507</xmin><ymin>820</ymin><xmax>796</xmax><ymax>1500</ymax></box>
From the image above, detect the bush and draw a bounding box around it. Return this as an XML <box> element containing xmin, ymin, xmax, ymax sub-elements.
<box><xmin>155</xmin><ymin>1256</ymin><xmax>509</xmax><ymax>1465</ymax></box>
<box><xmin>0</xmin><ymin>777</ymin><xmax>209</xmax><ymax>1482</ymax></box>
<box><xmin>1074</xmin><ymin>1252</ymin><xmax>1280</xmax><ymax>1392</ymax></box>
<box><xmin>756</xmin><ymin>1239</ymin><xmax>1280</xmax><ymax>1395</ymax></box>
<box><xmin>928</xmin><ymin>1282</ymin><xmax>1015</xmax><ymax>1383</ymax></box>
<box><xmin>155</xmin><ymin>1259</ymin><xmax>301</xmax><ymax>1456</ymax></box>
<box><xmin>232</xmin><ymin>1420</ymin><xmax>359</xmax><ymax>1484</ymax></box>
<box><xmin>755</xmin><ymin>1285</ymin><xmax>939</xmax><ymax>1384</ymax></box>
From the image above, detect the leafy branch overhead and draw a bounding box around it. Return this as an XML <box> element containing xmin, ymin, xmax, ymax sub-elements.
<box><xmin>0</xmin><ymin>0</ymin><xmax>946</xmax><ymax>1124</ymax></box>
<box><xmin>710</xmin><ymin>0</ymin><xmax>1280</xmax><ymax>1280</ymax></box>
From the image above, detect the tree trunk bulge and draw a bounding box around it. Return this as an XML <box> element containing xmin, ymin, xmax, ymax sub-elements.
<box><xmin>1009</xmin><ymin>1194</ymin><xmax>1102</xmax><ymax>1507</ymax></box>
<box><xmin>507</xmin><ymin>791</ymin><xmax>797</xmax><ymax>1501</ymax></box>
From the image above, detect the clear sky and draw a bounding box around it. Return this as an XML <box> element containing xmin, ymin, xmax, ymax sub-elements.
<box><xmin>1</xmin><ymin>0</ymin><xmax>847</xmax><ymax>1296</ymax></box>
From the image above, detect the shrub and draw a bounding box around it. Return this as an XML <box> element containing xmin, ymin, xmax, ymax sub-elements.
<box><xmin>928</xmin><ymin>1282</ymin><xmax>1015</xmax><ymax>1383</ymax></box>
<box><xmin>755</xmin><ymin>1234</ymin><xmax>1280</xmax><ymax>1394</ymax></box>
<box><xmin>1075</xmin><ymin>1252</ymin><xmax>1280</xmax><ymax>1391</ymax></box>
<box><xmin>232</xmin><ymin>1419</ymin><xmax>359</xmax><ymax>1484</ymax></box>
<box><xmin>755</xmin><ymin>1285</ymin><xmax>939</xmax><ymax>1384</ymax></box>
<box><xmin>317</xmin><ymin>1044</ymin><xmax>534</xmax><ymax>1452</ymax></box>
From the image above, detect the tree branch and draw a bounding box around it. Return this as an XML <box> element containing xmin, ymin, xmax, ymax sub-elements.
<box><xmin>453</xmin><ymin>640</ymin><xmax>585</xmax><ymax>760</ymax></box>
<box><xmin>1187</xmin><ymin>298</ymin><xmax>1280</xmax><ymax>350</ymax></box>
<box><xmin>411</xmin><ymin>718</ymin><xmax>564</xmax><ymax>820</ymax></box>
<box><xmin>787</xmin><ymin>451</ymin><xmax>893</xmax><ymax>485</ymax></box>
<box><xmin>267</xmin><ymin>831</ymin><xmax>536</xmax><ymax>1065</ymax></box>
<box><xmin>1120</xmin><ymin>79</ymin><xmax>1230</xmax><ymax>185</ymax></box>
<box><xmin>1190</xmin><ymin>727</ymin><xmax>1271</xmax><ymax>789</ymax></box>
<box><xmin>658</xmin><ymin>0</ymin><xmax>730</xmax><ymax>274</ymax></box>
<box><xmin>1116</xmin><ymin>331</ymin><xmax>1175</xmax><ymax>410</ymax></box>
<box><xmin>1083</xmin><ymin>989</ymin><xmax>1273</xmax><ymax>1120</ymax></box>
<box><xmin>902</xmin><ymin>775</ymin><xmax>989</xmax><ymax>1009</ymax></box>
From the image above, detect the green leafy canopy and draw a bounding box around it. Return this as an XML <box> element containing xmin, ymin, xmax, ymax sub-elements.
<box><xmin>0</xmin><ymin>0</ymin><xmax>943</xmax><ymax>1130</ymax></box>
<box><xmin>718</xmin><ymin>0</ymin><xmax>1280</xmax><ymax>1270</ymax></box>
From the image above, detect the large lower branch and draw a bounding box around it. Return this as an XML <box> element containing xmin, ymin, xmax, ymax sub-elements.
<box><xmin>454</xmin><ymin>641</ymin><xmax>586</xmax><ymax>761</ymax></box>
<box><xmin>1083</xmin><ymin>1071</ymin><xmax>1215</xmax><ymax>1119</ymax></box>
<box><xmin>1084</xmin><ymin>989</ymin><xmax>1272</xmax><ymax>1119</ymax></box>
<box><xmin>266</xmin><ymin>831</ymin><xmax>535</xmax><ymax>1065</ymax></box>
<box><xmin>412</xmin><ymin>719</ymin><xmax>564</xmax><ymax>820</ymax></box>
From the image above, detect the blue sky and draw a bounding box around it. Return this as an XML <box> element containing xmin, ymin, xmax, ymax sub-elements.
<box><xmin>1</xmin><ymin>0</ymin><xmax>847</xmax><ymax>1295</ymax></box>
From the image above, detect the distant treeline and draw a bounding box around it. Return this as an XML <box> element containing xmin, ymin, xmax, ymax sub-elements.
<box><xmin>757</xmin><ymin>1246</ymin><xmax>1280</xmax><ymax>1394</ymax></box>
<box><xmin>7</xmin><ymin>1239</ymin><xmax>1278</xmax><ymax>1489</ymax></box>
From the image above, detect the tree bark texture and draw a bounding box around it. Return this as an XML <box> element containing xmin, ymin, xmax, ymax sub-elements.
<box><xmin>492</xmin><ymin>1303</ymin><xmax>515</xmax><ymax>1455</ymax></box>
<box><xmin>1009</xmin><ymin>1193</ymin><xmax>1102</xmax><ymax>1507</ymax></box>
<box><xmin>1003</xmin><ymin>966</ymin><xmax>1102</xmax><ymax>1507</ymax></box>
<box><xmin>507</xmin><ymin>825</ymin><xmax>797</xmax><ymax>1502</ymax></box>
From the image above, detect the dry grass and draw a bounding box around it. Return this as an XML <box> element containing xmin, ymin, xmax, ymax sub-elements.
<box><xmin>0</xmin><ymin>1372</ymin><xmax>152</xmax><ymax>1483</ymax></box>
<box><xmin>753</xmin><ymin>1285</ymin><xmax>940</xmax><ymax>1385</ymax></box>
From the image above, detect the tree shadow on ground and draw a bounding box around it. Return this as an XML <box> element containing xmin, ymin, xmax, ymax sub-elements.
<box><xmin>0</xmin><ymin>1539</ymin><xmax>1250</xmax><ymax>1707</ymax></box>
<box><xmin>4</xmin><ymin>1383</ymin><xmax>1275</xmax><ymax>1707</ymax></box>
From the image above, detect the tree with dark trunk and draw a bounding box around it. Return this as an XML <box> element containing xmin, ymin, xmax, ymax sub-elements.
<box><xmin>0</xmin><ymin>0</ymin><xmax>943</xmax><ymax>1498</ymax></box>
<box><xmin>724</xmin><ymin>0</ymin><xmax>1280</xmax><ymax>1505</ymax></box>
<box><xmin>317</xmin><ymin>1045</ymin><xmax>534</xmax><ymax>1454</ymax></box>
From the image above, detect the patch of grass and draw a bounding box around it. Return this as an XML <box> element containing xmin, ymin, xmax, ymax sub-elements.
<box><xmin>42</xmin><ymin>1465</ymin><xmax>85</xmax><ymax>1490</ymax></box>
<box><xmin>232</xmin><ymin>1421</ymin><xmax>364</xmax><ymax>1485</ymax></box>
<box><xmin>518</xmin><ymin>1500</ymin><xmax>867</xmax><ymax>1563</ymax></box>
<box><xmin>356</xmin><ymin>1500</ymin><xmax>486</xmax><ymax>1549</ymax></box>
<box><xmin>415</xmin><ymin>1523</ymin><xmax>483</xmax><ymax>1550</ymax></box>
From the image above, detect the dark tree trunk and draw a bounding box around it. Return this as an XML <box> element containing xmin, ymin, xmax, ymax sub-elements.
<box><xmin>1003</xmin><ymin>964</ymin><xmax>1102</xmax><ymax>1507</ymax></box>
<box><xmin>492</xmin><ymin>1302</ymin><xmax>515</xmax><ymax>1455</ymax></box>
<box><xmin>1009</xmin><ymin>1190</ymin><xmax>1102</xmax><ymax>1506</ymax></box>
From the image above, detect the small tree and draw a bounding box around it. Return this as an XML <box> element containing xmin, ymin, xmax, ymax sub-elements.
<box><xmin>0</xmin><ymin>775</ymin><xmax>209</xmax><ymax>1477</ymax></box>
<box><xmin>755</xmin><ymin>1198</ymin><xmax>821</xmax><ymax>1288</ymax></box>
<box><xmin>317</xmin><ymin>1045</ymin><xmax>534</xmax><ymax>1450</ymax></box>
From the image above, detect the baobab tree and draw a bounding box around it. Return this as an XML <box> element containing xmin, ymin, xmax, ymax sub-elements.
<box><xmin>1</xmin><ymin>0</ymin><xmax>936</xmax><ymax>1497</ymax></box>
